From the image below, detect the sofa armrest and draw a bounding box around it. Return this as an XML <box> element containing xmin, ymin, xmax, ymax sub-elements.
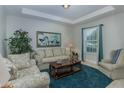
<box><xmin>8</xmin><ymin>64</ymin><xmax>18</xmax><ymax>80</ymax></box>
<box><xmin>2</xmin><ymin>58</ymin><xmax>18</xmax><ymax>80</ymax></box>
<box><xmin>113</xmin><ymin>63</ymin><xmax>124</xmax><ymax>69</ymax></box>
<box><xmin>30</xmin><ymin>51</ymin><xmax>37</xmax><ymax>59</ymax></box>
<box><xmin>10</xmin><ymin>72</ymin><xmax>50</xmax><ymax>88</ymax></box>
<box><xmin>30</xmin><ymin>59</ymin><xmax>36</xmax><ymax>66</ymax></box>
<box><xmin>34</xmin><ymin>55</ymin><xmax>43</xmax><ymax>65</ymax></box>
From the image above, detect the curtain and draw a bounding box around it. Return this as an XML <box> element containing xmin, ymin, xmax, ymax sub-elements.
<box><xmin>98</xmin><ymin>24</ymin><xmax>104</xmax><ymax>62</ymax></box>
<box><xmin>82</xmin><ymin>28</ymin><xmax>84</xmax><ymax>61</ymax></box>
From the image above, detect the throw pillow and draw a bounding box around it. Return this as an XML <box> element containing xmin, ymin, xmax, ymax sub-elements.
<box><xmin>116</xmin><ymin>49</ymin><xmax>124</xmax><ymax>64</ymax></box>
<box><xmin>111</xmin><ymin>49</ymin><xmax>122</xmax><ymax>64</ymax></box>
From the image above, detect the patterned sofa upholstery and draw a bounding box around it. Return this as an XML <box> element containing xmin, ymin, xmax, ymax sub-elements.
<box><xmin>34</xmin><ymin>47</ymin><xmax>71</xmax><ymax>70</ymax></box>
<box><xmin>0</xmin><ymin>53</ymin><xmax>50</xmax><ymax>88</ymax></box>
<box><xmin>99</xmin><ymin>49</ymin><xmax>124</xmax><ymax>80</ymax></box>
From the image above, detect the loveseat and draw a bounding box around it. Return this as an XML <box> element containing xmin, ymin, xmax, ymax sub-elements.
<box><xmin>0</xmin><ymin>53</ymin><xmax>50</xmax><ymax>88</ymax></box>
<box><xmin>34</xmin><ymin>47</ymin><xmax>72</xmax><ymax>70</ymax></box>
<box><xmin>107</xmin><ymin>79</ymin><xmax>124</xmax><ymax>88</ymax></box>
<box><xmin>99</xmin><ymin>49</ymin><xmax>124</xmax><ymax>80</ymax></box>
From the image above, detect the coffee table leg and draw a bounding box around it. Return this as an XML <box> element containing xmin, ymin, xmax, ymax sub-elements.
<box><xmin>71</xmin><ymin>66</ymin><xmax>73</xmax><ymax>71</ymax></box>
<box><xmin>55</xmin><ymin>69</ymin><xmax>58</xmax><ymax>79</ymax></box>
<box><xmin>49</xmin><ymin>65</ymin><xmax>53</xmax><ymax>76</ymax></box>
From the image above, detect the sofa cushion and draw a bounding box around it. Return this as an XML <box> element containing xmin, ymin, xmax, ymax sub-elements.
<box><xmin>45</xmin><ymin>49</ymin><xmax>53</xmax><ymax>57</ymax></box>
<box><xmin>61</xmin><ymin>48</ymin><xmax>66</xmax><ymax>55</ymax></box>
<box><xmin>42</xmin><ymin>57</ymin><xmax>58</xmax><ymax>63</ymax></box>
<box><xmin>36</xmin><ymin>49</ymin><xmax>45</xmax><ymax>58</ymax></box>
<box><xmin>8</xmin><ymin>53</ymin><xmax>31</xmax><ymax>70</ymax></box>
<box><xmin>42</xmin><ymin>56</ymin><xmax>69</xmax><ymax>63</ymax></box>
<box><xmin>99</xmin><ymin>62</ymin><xmax>114</xmax><ymax>71</ymax></box>
<box><xmin>59</xmin><ymin>55</ymin><xmax>69</xmax><ymax>60</ymax></box>
<box><xmin>53</xmin><ymin>48</ymin><xmax>62</xmax><ymax>56</ymax></box>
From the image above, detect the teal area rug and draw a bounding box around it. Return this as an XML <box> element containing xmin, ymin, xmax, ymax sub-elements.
<box><xmin>41</xmin><ymin>65</ymin><xmax>112</xmax><ymax>88</ymax></box>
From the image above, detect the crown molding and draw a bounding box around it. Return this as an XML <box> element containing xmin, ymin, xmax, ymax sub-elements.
<box><xmin>22</xmin><ymin>6</ymin><xmax>115</xmax><ymax>24</ymax></box>
<box><xmin>72</xmin><ymin>6</ymin><xmax>115</xmax><ymax>24</ymax></box>
<box><xmin>22</xmin><ymin>8</ymin><xmax>73</xmax><ymax>24</ymax></box>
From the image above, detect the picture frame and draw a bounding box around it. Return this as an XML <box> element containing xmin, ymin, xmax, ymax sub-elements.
<box><xmin>36</xmin><ymin>31</ymin><xmax>61</xmax><ymax>47</ymax></box>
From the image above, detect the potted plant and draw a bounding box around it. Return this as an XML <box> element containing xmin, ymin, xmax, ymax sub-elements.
<box><xmin>6</xmin><ymin>29</ymin><xmax>33</xmax><ymax>54</ymax></box>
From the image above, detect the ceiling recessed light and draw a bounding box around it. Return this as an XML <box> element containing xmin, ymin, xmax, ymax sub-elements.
<box><xmin>62</xmin><ymin>5</ymin><xmax>70</xmax><ymax>9</ymax></box>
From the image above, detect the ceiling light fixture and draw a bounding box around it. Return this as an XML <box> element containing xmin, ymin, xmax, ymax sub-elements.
<box><xmin>62</xmin><ymin>5</ymin><xmax>70</xmax><ymax>9</ymax></box>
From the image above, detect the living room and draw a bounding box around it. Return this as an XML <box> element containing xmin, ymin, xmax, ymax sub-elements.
<box><xmin>1</xmin><ymin>1</ymin><xmax>124</xmax><ymax>90</ymax></box>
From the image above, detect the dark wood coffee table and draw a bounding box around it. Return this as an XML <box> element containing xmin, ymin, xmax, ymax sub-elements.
<box><xmin>49</xmin><ymin>60</ymin><xmax>81</xmax><ymax>79</ymax></box>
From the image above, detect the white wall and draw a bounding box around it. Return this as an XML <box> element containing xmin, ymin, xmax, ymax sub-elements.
<box><xmin>72</xmin><ymin>12</ymin><xmax>124</xmax><ymax>60</ymax></box>
<box><xmin>0</xmin><ymin>6</ymin><xmax>6</xmax><ymax>56</ymax></box>
<box><xmin>6</xmin><ymin>16</ymin><xmax>73</xmax><ymax>54</ymax></box>
<box><xmin>6</xmin><ymin>11</ymin><xmax>124</xmax><ymax>59</ymax></box>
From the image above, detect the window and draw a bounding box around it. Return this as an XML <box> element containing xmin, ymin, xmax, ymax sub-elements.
<box><xmin>82</xmin><ymin>24</ymin><xmax>103</xmax><ymax>62</ymax></box>
<box><xmin>83</xmin><ymin>26</ymin><xmax>99</xmax><ymax>54</ymax></box>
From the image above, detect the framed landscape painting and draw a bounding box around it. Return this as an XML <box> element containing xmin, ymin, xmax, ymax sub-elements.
<box><xmin>36</xmin><ymin>31</ymin><xmax>61</xmax><ymax>47</ymax></box>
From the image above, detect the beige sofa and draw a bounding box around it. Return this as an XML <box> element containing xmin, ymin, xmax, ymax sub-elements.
<box><xmin>34</xmin><ymin>47</ymin><xmax>71</xmax><ymax>70</ymax></box>
<box><xmin>99</xmin><ymin>49</ymin><xmax>124</xmax><ymax>80</ymax></box>
<box><xmin>0</xmin><ymin>53</ymin><xmax>50</xmax><ymax>88</ymax></box>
